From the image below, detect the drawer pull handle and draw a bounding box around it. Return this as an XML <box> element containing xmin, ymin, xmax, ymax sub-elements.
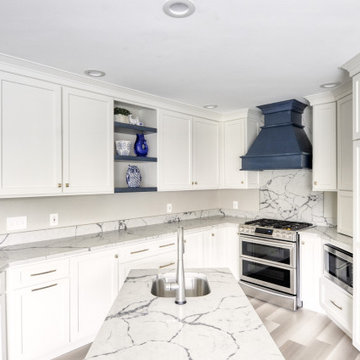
<box><xmin>159</xmin><ymin>243</ymin><xmax>175</xmax><ymax>248</ymax></box>
<box><xmin>130</xmin><ymin>249</ymin><xmax>149</xmax><ymax>255</ymax></box>
<box><xmin>330</xmin><ymin>300</ymin><xmax>343</xmax><ymax>310</ymax></box>
<box><xmin>32</xmin><ymin>283</ymin><xmax>57</xmax><ymax>292</ymax></box>
<box><xmin>159</xmin><ymin>262</ymin><xmax>175</xmax><ymax>269</ymax></box>
<box><xmin>31</xmin><ymin>269</ymin><xmax>56</xmax><ymax>277</ymax></box>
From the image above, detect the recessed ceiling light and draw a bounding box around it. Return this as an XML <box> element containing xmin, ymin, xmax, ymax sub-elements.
<box><xmin>84</xmin><ymin>69</ymin><xmax>106</xmax><ymax>77</ymax></box>
<box><xmin>320</xmin><ymin>82</ymin><xmax>340</xmax><ymax>89</ymax></box>
<box><xmin>203</xmin><ymin>104</ymin><xmax>218</xmax><ymax>109</ymax></box>
<box><xmin>163</xmin><ymin>0</ymin><xmax>195</xmax><ymax>18</ymax></box>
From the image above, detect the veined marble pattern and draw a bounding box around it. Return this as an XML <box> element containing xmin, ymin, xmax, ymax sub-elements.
<box><xmin>0</xmin><ymin>209</ymin><xmax>223</xmax><ymax>248</ymax></box>
<box><xmin>85</xmin><ymin>269</ymin><xmax>284</xmax><ymax>360</ymax></box>
<box><xmin>259</xmin><ymin>169</ymin><xmax>329</xmax><ymax>226</ymax></box>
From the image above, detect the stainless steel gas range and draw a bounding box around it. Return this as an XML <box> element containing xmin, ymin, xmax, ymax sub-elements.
<box><xmin>238</xmin><ymin>218</ymin><xmax>313</xmax><ymax>311</ymax></box>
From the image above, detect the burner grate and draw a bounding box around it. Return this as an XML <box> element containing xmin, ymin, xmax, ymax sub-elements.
<box><xmin>245</xmin><ymin>218</ymin><xmax>313</xmax><ymax>231</ymax></box>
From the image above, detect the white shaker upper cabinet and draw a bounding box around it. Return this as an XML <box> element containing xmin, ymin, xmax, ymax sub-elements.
<box><xmin>338</xmin><ymin>94</ymin><xmax>353</xmax><ymax>191</ymax></box>
<box><xmin>192</xmin><ymin>117</ymin><xmax>219</xmax><ymax>189</ymax></box>
<box><xmin>223</xmin><ymin>117</ymin><xmax>259</xmax><ymax>189</ymax></box>
<box><xmin>62</xmin><ymin>87</ymin><xmax>113</xmax><ymax>194</ymax></box>
<box><xmin>158</xmin><ymin>110</ymin><xmax>192</xmax><ymax>191</ymax></box>
<box><xmin>0</xmin><ymin>72</ymin><xmax>62</xmax><ymax>196</ymax></box>
<box><xmin>312</xmin><ymin>102</ymin><xmax>337</xmax><ymax>191</ymax></box>
<box><xmin>353</xmin><ymin>73</ymin><xmax>360</xmax><ymax>140</ymax></box>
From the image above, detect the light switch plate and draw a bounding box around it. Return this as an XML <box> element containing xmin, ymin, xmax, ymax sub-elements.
<box><xmin>49</xmin><ymin>213</ymin><xmax>58</xmax><ymax>226</ymax></box>
<box><xmin>166</xmin><ymin>203</ymin><xmax>173</xmax><ymax>213</ymax></box>
<box><xmin>7</xmin><ymin>216</ymin><xmax>27</xmax><ymax>231</ymax></box>
<box><xmin>233</xmin><ymin>201</ymin><xmax>239</xmax><ymax>210</ymax></box>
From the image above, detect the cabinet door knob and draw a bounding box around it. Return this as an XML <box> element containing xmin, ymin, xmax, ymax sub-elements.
<box><xmin>192</xmin><ymin>181</ymin><xmax>194</xmax><ymax>185</ymax></box>
<box><xmin>314</xmin><ymin>181</ymin><xmax>317</xmax><ymax>185</ymax></box>
<box><xmin>301</xmin><ymin>241</ymin><xmax>305</xmax><ymax>245</ymax></box>
<box><xmin>66</xmin><ymin>183</ymin><xmax>70</xmax><ymax>187</ymax></box>
<box><xmin>195</xmin><ymin>181</ymin><xmax>198</xmax><ymax>185</ymax></box>
<box><xmin>211</xmin><ymin>233</ymin><xmax>215</xmax><ymax>237</ymax></box>
<box><xmin>114</xmin><ymin>254</ymin><xmax>119</xmax><ymax>259</ymax></box>
<box><xmin>57</xmin><ymin>183</ymin><xmax>62</xmax><ymax>188</ymax></box>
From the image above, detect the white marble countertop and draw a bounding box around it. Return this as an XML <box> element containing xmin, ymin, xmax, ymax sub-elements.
<box><xmin>0</xmin><ymin>215</ymin><xmax>353</xmax><ymax>272</ymax></box>
<box><xmin>299</xmin><ymin>226</ymin><xmax>353</xmax><ymax>253</ymax></box>
<box><xmin>0</xmin><ymin>216</ymin><xmax>247</xmax><ymax>271</ymax></box>
<box><xmin>85</xmin><ymin>268</ymin><xmax>284</xmax><ymax>360</ymax></box>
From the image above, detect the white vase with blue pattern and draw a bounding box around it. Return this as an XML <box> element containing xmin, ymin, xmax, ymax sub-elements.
<box><xmin>126</xmin><ymin>165</ymin><xmax>142</xmax><ymax>188</ymax></box>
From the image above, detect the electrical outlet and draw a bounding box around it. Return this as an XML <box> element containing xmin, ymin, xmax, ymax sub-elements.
<box><xmin>6</xmin><ymin>216</ymin><xmax>27</xmax><ymax>231</ymax></box>
<box><xmin>49</xmin><ymin>213</ymin><xmax>58</xmax><ymax>226</ymax></box>
<box><xmin>166</xmin><ymin>203</ymin><xmax>173</xmax><ymax>213</ymax></box>
<box><xmin>233</xmin><ymin>201</ymin><xmax>239</xmax><ymax>210</ymax></box>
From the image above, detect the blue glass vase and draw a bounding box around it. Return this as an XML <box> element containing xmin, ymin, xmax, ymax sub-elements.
<box><xmin>134</xmin><ymin>134</ymin><xmax>148</xmax><ymax>157</ymax></box>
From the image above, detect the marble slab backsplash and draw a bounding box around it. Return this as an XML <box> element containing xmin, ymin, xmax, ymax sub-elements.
<box><xmin>224</xmin><ymin>170</ymin><xmax>333</xmax><ymax>227</ymax></box>
<box><xmin>0</xmin><ymin>209</ymin><xmax>224</xmax><ymax>248</ymax></box>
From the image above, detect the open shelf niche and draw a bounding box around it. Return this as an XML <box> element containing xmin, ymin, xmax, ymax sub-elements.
<box><xmin>114</xmin><ymin>100</ymin><xmax>158</xmax><ymax>193</ymax></box>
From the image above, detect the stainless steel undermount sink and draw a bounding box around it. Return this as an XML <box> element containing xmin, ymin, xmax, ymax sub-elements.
<box><xmin>151</xmin><ymin>272</ymin><xmax>211</xmax><ymax>298</ymax></box>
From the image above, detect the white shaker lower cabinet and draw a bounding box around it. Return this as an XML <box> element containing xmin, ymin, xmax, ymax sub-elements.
<box><xmin>158</xmin><ymin>110</ymin><xmax>192</xmax><ymax>191</ymax></box>
<box><xmin>0</xmin><ymin>71</ymin><xmax>62</xmax><ymax>197</ymax></box>
<box><xmin>192</xmin><ymin>118</ymin><xmax>219</xmax><ymax>189</ymax></box>
<box><xmin>7</xmin><ymin>278</ymin><xmax>70</xmax><ymax>360</ymax></box>
<box><xmin>62</xmin><ymin>87</ymin><xmax>113</xmax><ymax>195</ymax></box>
<box><xmin>184</xmin><ymin>229</ymin><xmax>205</xmax><ymax>268</ymax></box>
<box><xmin>70</xmin><ymin>249</ymin><xmax>118</xmax><ymax>343</ymax></box>
<box><xmin>320</xmin><ymin>276</ymin><xmax>352</xmax><ymax>336</ymax></box>
<box><xmin>299</xmin><ymin>233</ymin><xmax>323</xmax><ymax>313</ymax></box>
<box><xmin>311</xmin><ymin>102</ymin><xmax>337</xmax><ymax>191</ymax></box>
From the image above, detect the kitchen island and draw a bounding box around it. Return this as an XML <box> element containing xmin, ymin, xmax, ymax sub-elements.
<box><xmin>85</xmin><ymin>268</ymin><xmax>284</xmax><ymax>360</ymax></box>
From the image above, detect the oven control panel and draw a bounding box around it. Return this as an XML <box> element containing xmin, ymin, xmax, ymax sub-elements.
<box><xmin>238</xmin><ymin>225</ymin><xmax>297</xmax><ymax>242</ymax></box>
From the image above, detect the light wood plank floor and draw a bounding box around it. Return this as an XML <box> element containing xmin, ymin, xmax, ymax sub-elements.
<box><xmin>53</xmin><ymin>299</ymin><xmax>360</xmax><ymax>360</ymax></box>
<box><xmin>250</xmin><ymin>297</ymin><xmax>360</xmax><ymax>360</ymax></box>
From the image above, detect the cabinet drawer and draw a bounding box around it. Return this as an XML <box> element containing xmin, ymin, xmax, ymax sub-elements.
<box><xmin>7</xmin><ymin>258</ymin><xmax>69</xmax><ymax>290</ymax></box>
<box><xmin>320</xmin><ymin>277</ymin><xmax>352</xmax><ymax>334</ymax></box>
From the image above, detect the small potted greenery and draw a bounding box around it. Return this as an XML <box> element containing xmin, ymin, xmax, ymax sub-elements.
<box><xmin>114</xmin><ymin>107</ymin><xmax>131</xmax><ymax>123</ymax></box>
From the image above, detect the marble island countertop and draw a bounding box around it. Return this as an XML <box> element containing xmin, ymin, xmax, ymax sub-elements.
<box><xmin>0</xmin><ymin>215</ymin><xmax>353</xmax><ymax>272</ymax></box>
<box><xmin>85</xmin><ymin>268</ymin><xmax>284</xmax><ymax>360</ymax></box>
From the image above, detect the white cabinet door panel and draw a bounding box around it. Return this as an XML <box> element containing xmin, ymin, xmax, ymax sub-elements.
<box><xmin>0</xmin><ymin>72</ymin><xmax>62</xmax><ymax>196</ymax></box>
<box><xmin>184</xmin><ymin>230</ymin><xmax>204</xmax><ymax>268</ymax></box>
<box><xmin>338</xmin><ymin>94</ymin><xmax>353</xmax><ymax>191</ymax></box>
<box><xmin>70</xmin><ymin>249</ymin><xmax>118</xmax><ymax>342</ymax></box>
<box><xmin>312</xmin><ymin>102</ymin><xmax>337</xmax><ymax>191</ymax></box>
<box><xmin>158</xmin><ymin>110</ymin><xmax>192</xmax><ymax>190</ymax></box>
<box><xmin>337</xmin><ymin>190</ymin><xmax>353</xmax><ymax>237</ymax></box>
<box><xmin>353</xmin><ymin>73</ymin><xmax>360</xmax><ymax>140</ymax></box>
<box><xmin>63</xmin><ymin>87</ymin><xmax>113</xmax><ymax>194</ymax></box>
<box><xmin>7</xmin><ymin>279</ymin><xmax>70</xmax><ymax>360</ymax></box>
<box><xmin>192</xmin><ymin>118</ymin><xmax>219</xmax><ymax>189</ymax></box>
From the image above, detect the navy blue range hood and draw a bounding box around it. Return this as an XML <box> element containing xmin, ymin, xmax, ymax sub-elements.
<box><xmin>241</xmin><ymin>99</ymin><xmax>312</xmax><ymax>171</ymax></box>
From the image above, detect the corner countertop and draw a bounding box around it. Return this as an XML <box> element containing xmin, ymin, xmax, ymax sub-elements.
<box><xmin>299</xmin><ymin>226</ymin><xmax>353</xmax><ymax>253</ymax></box>
<box><xmin>85</xmin><ymin>268</ymin><xmax>284</xmax><ymax>360</ymax></box>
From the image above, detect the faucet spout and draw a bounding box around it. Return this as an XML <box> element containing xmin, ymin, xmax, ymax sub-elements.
<box><xmin>175</xmin><ymin>227</ymin><xmax>186</xmax><ymax>305</ymax></box>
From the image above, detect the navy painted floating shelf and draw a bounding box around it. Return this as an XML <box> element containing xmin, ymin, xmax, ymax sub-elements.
<box><xmin>114</xmin><ymin>122</ymin><xmax>157</xmax><ymax>134</ymax></box>
<box><xmin>115</xmin><ymin>187</ymin><xmax>158</xmax><ymax>193</ymax></box>
<box><xmin>114</xmin><ymin>155</ymin><xmax>157</xmax><ymax>162</ymax></box>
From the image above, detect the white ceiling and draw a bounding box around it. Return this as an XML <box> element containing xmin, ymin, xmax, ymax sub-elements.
<box><xmin>0</xmin><ymin>0</ymin><xmax>359</xmax><ymax>112</ymax></box>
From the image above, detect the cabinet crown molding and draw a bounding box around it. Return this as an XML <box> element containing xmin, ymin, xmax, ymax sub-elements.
<box><xmin>304</xmin><ymin>92</ymin><xmax>335</xmax><ymax>106</ymax></box>
<box><xmin>221</xmin><ymin>108</ymin><xmax>262</xmax><ymax>122</ymax></box>
<box><xmin>342</xmin><ymin>52</ymin><xmax>360</xmax><ymax>77</ymax></box>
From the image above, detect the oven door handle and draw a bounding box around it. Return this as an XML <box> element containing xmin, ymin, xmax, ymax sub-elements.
<box><xmin>324</xmin><ymin>244</ymin><xmax>353</xmax><ymax>263</ymax></box>
<box><xmin>239</xmin><ymin>235</ymin><xmax>296</xmax><ymax>249</ymax></box>
<box><xmin>240</xmin><ymin>255</ymin><xmax>295</xmax><ymax>270</ymax></box>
